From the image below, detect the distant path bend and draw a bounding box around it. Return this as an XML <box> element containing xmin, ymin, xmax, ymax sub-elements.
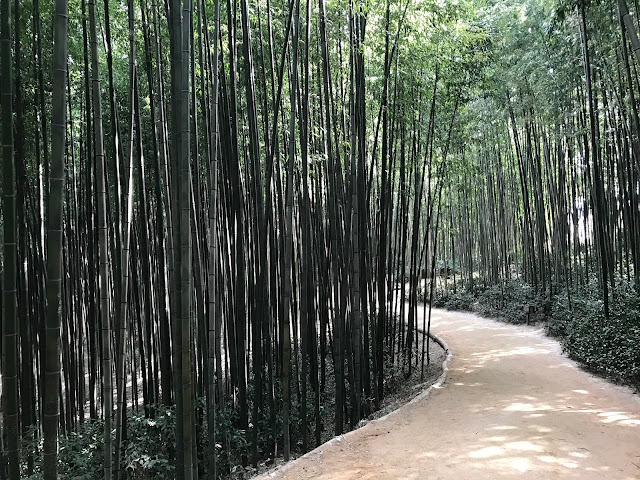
<box><xmin>256</xmin><ymin>309</ymin><xmax>640</xmax><ymax>480</ymax></box>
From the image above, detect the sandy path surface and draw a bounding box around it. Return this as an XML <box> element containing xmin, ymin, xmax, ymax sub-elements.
<box><xmin>255</xmin><ymin>308</ymin><xmax>640</xmax><ymax>480</ymax></box>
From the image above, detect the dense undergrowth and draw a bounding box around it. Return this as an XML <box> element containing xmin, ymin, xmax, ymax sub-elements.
<box><xmin>20</xmin><ymin>326</ymin><xmax>440</xmax><ymax>480</ymax></box>
<box><xmin>20</xmin><ymin>393</ymin><xmax>289</xmax><ymax>479</ymax></box>
<box><xmin>432</xmin><ymin>277</ymin><xmax>640</xmax><ymax>390</ymax></box>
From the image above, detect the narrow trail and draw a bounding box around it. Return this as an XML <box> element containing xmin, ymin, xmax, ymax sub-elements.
<box><xmin>256</xmin><ymin>308</ymin><xmax>640</xmax><ymax>480</ymax></box>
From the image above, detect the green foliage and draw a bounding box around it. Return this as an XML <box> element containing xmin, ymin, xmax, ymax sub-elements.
<box><xmin>434</xmin><ymin>279</ymin><xmax>544</xmax><ymax>322</ymax></box>
<box><xmin>548</xmin><ymin>279</ymin><xmax>640</xmax><ymax>387</ymax></box>
<box><xmin>19</xmin><ymin>410</ymin><xmax>177</xmax><ymax>480</ymax></box>
<box><xmin>474</xmin><ymin>279</ymin><xmax>545</xmax><ymax>323</ymax></box>
<box><xmin>19</xmin><ymin>384</ymin><xmax>319</xmax><ymax>479</ymax></box>
<box><xmin>58</xmin><ymin>420</ymin><xmax>104</xmax><ymax>479</ymax></box>
<box><xmin>124</xmin><ymin>405</ymin><xmax>177</xmax><ymax>479</ymax></box>
<box><xmin>19</xmin><ymin>420</ymin><xmax>104</xmax><ymax>480</ymax></box>
<box><xmin>434</xmin><ymin>289</ymin><xmax>476</xmax><ymax>311</ymax></box>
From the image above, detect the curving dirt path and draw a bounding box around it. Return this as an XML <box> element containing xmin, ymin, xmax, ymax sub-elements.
<box><xmin>255</xmin><ymin>308</ymin><xmax>640</xmax><ymax>480</ymax></box>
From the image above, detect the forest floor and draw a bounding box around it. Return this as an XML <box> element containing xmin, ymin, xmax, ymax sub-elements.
<box><xmin>254</xmin><ymin>308</ymin><xmax>640</xmax><ymax>480</ymax></box>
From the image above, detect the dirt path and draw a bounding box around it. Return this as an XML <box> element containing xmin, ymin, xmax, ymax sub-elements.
<box><xmin>255</xmin><ymin>308</ymin><xmax>640</xmax><ymax>480</ymax></box>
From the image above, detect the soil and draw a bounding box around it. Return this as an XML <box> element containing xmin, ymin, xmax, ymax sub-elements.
<box><xmin>254</xmin><ymin>308</ymin><xmax>640</xmax><ymax>480</ymax></box>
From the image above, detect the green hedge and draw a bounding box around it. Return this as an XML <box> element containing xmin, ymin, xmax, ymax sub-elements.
<box><xmin>548</xmin><ymin>280</ymin><xmax>640</xmax><ymax>387</ymax></box>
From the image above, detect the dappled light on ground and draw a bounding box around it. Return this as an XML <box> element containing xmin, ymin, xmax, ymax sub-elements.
<box><xmin>255</xmin><ymin>308</ymin><xmax>640</xmax><ymax>480</ymax></box>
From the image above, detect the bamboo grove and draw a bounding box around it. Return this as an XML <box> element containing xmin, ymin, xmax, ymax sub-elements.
<box><xmin>437</xmin><ymin>0</ymin><xmax>640</xmax><ymax>320</ymax></box>
<box><xmin>0</xmin><ymin>0</ymin><xmax>486</xmax><ymax>476</ymax></box>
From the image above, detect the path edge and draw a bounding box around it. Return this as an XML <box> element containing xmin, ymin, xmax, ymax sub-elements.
<box><xmin>389</xmin><ymin>329</ymin><xmax>452</xmax><ymax>411</ymax></box>
<box><xmin>256</xmin><ymin>329</ymin><xmax>452</xmax><ymax>479</ymax></box>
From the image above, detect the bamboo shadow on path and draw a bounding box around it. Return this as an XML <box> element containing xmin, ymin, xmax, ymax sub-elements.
<box><xmin>255</xmin><ymin>308</ymin><xmax>640</xmax><ymax>480</ymax></box>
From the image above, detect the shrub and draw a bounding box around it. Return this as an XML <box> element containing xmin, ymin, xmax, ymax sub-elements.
<box><xmin>19</xmin><ymin>408</ymin><xmax>177</xmax><ymax>480</ymax></box>
<box><xmin>124</xmin><ymin>405</ymin><xmax>176</xmax><ymax>479</ymax></box>
<box><xmin>550</xmin><ymin>279</ymin><xmax>640</xmax><ymax>387</ymax></box>
<box><xmin>19</xmin><ymin>419</ymin><xmax>104</xmax><ymax>480</ymax></box>
<box><xmin>474</xmin><ymin>280</ymin><xmax>543</xmax><ymax>324</ymax></box>
<box><xmin>59</xmin><ymin>420</ymin><xmax>104</xmax><ymax>479</ymax></box>
<box><xmin>435</xmin><ymin>290</ymin><xmax>476</xmax><ymax>311</ymax></box>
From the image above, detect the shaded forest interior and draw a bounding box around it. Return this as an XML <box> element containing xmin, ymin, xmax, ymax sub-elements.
<box><xmin>1</xmin><ymin>0</ymin><xmax>639</xmax><ymax>478</ymax></box>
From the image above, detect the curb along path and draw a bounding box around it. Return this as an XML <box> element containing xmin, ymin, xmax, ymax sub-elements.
<box><xmin>255</xmin><ymin>308</ymin><xmax>640</xmax><ymax>480</ymax></box>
